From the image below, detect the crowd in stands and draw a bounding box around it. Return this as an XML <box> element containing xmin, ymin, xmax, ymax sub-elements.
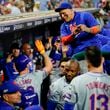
<box><xmin>0</xmin><ymin>0</ymin><xmax>110</xmax><ymax>14</ymax></box>
<box><xmin>0</xmin><ymin>1</ymin><xmax>110</xmax><ymax>110</ymax></box>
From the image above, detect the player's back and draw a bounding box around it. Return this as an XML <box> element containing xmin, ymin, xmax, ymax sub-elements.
<box><xmin>71</xmin><ymin>72</ymin><xmax>110</xmax><ymax>110</ymax></box>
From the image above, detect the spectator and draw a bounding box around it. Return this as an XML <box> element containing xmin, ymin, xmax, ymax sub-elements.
<box><xmin>80</xmin><ymin>0</ymin><xmax>94</xmax><ymax>8</ymax></box>
<box><xmin>63</xmin><ymin>46</ymin><xmax>110</xmax><ymax>110</ymax></box>
<box><xmin>98</xmin><ymin>0</ymin><xmax>110</xmax><ymax>24</ymax></box>
<box><xmin>36</xmin><ymin>0</ymin><xmax>49</xmax><ymax>11</ymax></box>
<box><xmin>98</xmin><ymin>0</ymin><xmax>110</xmax><ymax>14</ymax></box>
<box><xmin>47</xmin><ymin>1</ymin><xmax>54</xmax><ymax>10</ymax></box>
<box><xmin>15</xmin><ymin>0</ymin><xmax>25</xmax><ymax>13</ymax></box>
<box><xmin>55</xmin><ymin>2</ymin><xmax>110</xmax><ymax>55</ymax></box>
<box><xmin>5</xmin><ymin>0</ymin><xmax>21</xmax><ymax>14</ymax></box>
<box><xmin>0</xmin><ymin>4</ymin><xmax>11</xmax><ymax>15</ymax></box>
<box><xmin>0</xmin><ymin>80</ymin><xmax>21</xmax><ymax>110</ymax></box>
<box><xmin>47</xmin><ymin>59</ymin><xmax>80</xmax><ymax>110</ymax></box>
<box><xmin>73</xmin><ymin>0</ymin><xmax>83</xmax><ymax>8</ymax></box>
<box><xmin>24</xmin><ymin>0</ymin><xmax>34</xmax><ymax>12</ymax></box>
<box><xmin>14</xmin><ymin>40</ymin><xmax>52</xmax><ymax>108</ymax></box>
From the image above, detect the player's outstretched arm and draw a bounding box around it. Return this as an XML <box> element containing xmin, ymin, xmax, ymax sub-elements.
<box><xmin>35</xmin><ymin>39</ymin><xmax>53</xmax><ymax>74</ymax></box>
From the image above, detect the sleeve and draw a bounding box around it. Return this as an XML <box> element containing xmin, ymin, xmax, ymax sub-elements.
<box><xmin>84</xmin><ymin>12</ymin><xmax>99</xmax><ymax>27</ymax></box>
<box><xmin>62</xmin><ymin>84</ymin><xmax>77</xmax><ymax>110</ymax></box>
<box><xmin>48</xmin><ymin>82</ymin><xmax>61</xmax><ymax>102</ymax></box>
<box><xmin>4</xmin><ymin>62</ymin><xmax>19</xmax><ymax>80</ymax></box>
<box><xmin>62</xmin><ymin>84</ymin><xmax>77</xmax><ymax>104</ymax></box>
<box><xmin>60</xmin><ymin>23</ymin><xmax>74</xmax><ymax>44</ymax></box>
<box><xmin>47</xmin><ymin>82</ymin><xmax>61</xmax><ymax>110</ymax></box>
<box><xmin>19</xmin><ymin>89</ymin><xmax>39</xmax><ymax>109</ymax></box>
<box><xmin>34</xmin><ymin>70</ymin><xmax>48</xmax><ymax>82</ymax></box>
<box><xmin>60</xmin><ymin>23</ymin><xmax>71</xmax><ymax>37</ymax></box>
<box><xmin>66</xmin><ymin>45</ymin><xmax>74</xmax><ymax>58</ymax></box>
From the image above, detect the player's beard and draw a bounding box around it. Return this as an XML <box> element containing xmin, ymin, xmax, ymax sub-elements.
<box><xmin>65</xmin><ymin>75</ymin><xmax>73</xmax><ymax>83</ymax></box>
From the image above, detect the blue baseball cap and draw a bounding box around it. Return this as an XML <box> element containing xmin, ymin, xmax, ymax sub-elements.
<box><xmin>55</xmin><ymin>2</ymin><xmax>73</xmax><ymax>12</ymax></box>
<box><xmin>0</xmin><ymin>80</ymin><xmax>20</xmax><ymax>94</ymax></box>
<box><xmin>25</xmin><ymin>105</ymin><xmax>42</xmax><ymax>110</ymax></box>
<box><xmin>15</xmin><ymin>55</ymin><xmax>31</xmax><ymax>72</ymax></box>
<box><xmin>51</xmin><ymin>36</ymin><xmax>61</xmax><ymax>45</ymax></box>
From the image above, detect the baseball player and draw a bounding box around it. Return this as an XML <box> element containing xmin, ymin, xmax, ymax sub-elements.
<box><xmin>55</xmin><ymin>2</ymin><xmax>110</xmax><ymax>54</ymax></box>
<box><xmin>63</xmin><ymin>46</ymin><xmax>110</xmax><ymax>110</ymax></box>
<box><xmin>0</xmin><ymin>80</ymin><xmax>21</xmax><ymax>110</ymax></box>
<box><xmin>50</xmin><ymin>57</ymin><xmax>70</xmax><ymax>83</ymax></box>
<box><xmin>47</xmin><ymin>59</ymin><xmax>80</xmax><ymax>110</ymax></box>
<box><xmin>14</xmin><ymin>40</ymin><xmax>52</xmax><ymax>109</ymax></box>
<box><xmin>0</xmin><ymin>43</ymin><xmax>20</xmax><ymax>81</ymax></box>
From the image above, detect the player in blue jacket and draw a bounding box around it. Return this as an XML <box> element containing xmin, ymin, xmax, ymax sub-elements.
<box><xmin>0</xmin><ymin>43</ymin><xmax>21</xmax><ymax>81</ymax></box>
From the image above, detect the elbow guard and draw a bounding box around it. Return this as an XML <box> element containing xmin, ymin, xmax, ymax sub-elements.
<box><xmin>61</xmin><ymin>35</ymin><xmax>73</xmax><ymax>44</ymax></box>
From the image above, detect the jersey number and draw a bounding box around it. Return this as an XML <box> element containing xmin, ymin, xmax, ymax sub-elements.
<box><xmin>90</xmin><ymin>94</ymin><xmax>109</xmax><ymax>110</ymax></box>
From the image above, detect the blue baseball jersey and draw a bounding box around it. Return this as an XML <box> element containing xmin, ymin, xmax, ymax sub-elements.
<box><xmin>16</xmin><ymin>89</ymin><xmax>39</xmax><ymax>109</ymax></box>
<box><xmin>63</xmin><ymin>72</ymin><xmax>110</xmax><ymax>110</ymax></box>
<box><xmin>60</xmin><ymin>12</ymin><xmax>110</xmax><ymax>54</ymax></box>
<box><xmin>61</xmin><ymin>12</ymin><xmax>99</xmax><ymax>37</ymax></box>
<box><xmin>0</xmin><ymin>58</ymin><xmax>19</xmax><ymax>81</ymax></box>
<box><xmin>0</xmin><ymin>99</ymin><xmax>15</xmax><ymax>110</ymax></box>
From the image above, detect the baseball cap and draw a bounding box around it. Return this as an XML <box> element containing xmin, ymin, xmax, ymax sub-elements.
<box><xmin>15</xmin><ymin>55</ymin><xmax>31</xmax><ymax>72</ymax></box>
<box><xmin>0</xmin><ymin>80</ymin><xmax>20</xmax><ymax>94</ymax></box>
<box><xmin>10</xmin><ymin>43</ymin><xmax>20</xmax><ymax>52</ymax></box>
<box><xmin>51</xmin><ymin>36</ymin><xmax>61</xmax><ymax>45</ymax></box>
<box><xmin>55</xmin><ymin>2</ymin><xmax>73</xmax><ymax>12</ymax></box>
<box><xmin>25</xmin><ymin>105</ymin><xmax>42</xmax><ymax>110</ymax></box>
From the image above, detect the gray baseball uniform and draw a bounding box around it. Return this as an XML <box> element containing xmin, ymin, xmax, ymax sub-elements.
<box><xmin>15</xmin><ymin>70</ymin><xmax>48</xmax><ymax>103</ymax></box>
<box><xmin>48</xmin><ymin>76</ymin><xmax>70</xmax><ymax>110</ymax></box>
<box><xmin>63</xmin><ymin>72</ymin><xmax>110</xmax><ymax>110</ymax></box>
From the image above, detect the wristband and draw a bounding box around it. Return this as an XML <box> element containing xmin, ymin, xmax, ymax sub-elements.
<box><xmin>90</xmin><ymin>26</ymin><xmax>99</xmax><ymax>34</ymax></box>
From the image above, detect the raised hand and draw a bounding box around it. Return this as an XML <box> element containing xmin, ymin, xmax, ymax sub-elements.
<box><xmin>35</xmin><ymin>39</ymin><xmax>45</xmax><ymax>54</ymax></box>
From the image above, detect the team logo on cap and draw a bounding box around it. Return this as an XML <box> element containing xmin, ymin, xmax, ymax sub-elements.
<box><xmin>3</xmin><ymin>89</ymin><xmax>8</xmax><ymax>93</ymax></box>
